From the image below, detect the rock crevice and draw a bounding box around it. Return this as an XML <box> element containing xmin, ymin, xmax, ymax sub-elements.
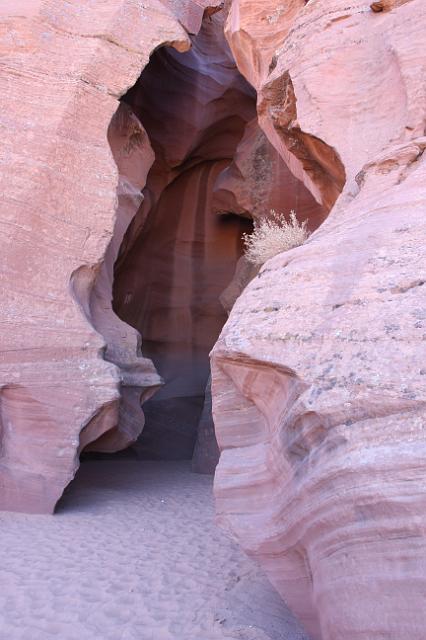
<box><xmin>212</xmin><ymin>1</ymin><xmax>426</xmax><ymax>639</ymax></box>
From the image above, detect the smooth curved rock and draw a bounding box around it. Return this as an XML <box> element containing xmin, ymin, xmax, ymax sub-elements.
<box><xmin>212</xmin><ymin>1</ymin><xmax>426</xmax><ymax>638</ymax></box>
<box><xmin>83</xmin><ymin>103</ymin><xmax>163</xmax><ymax>453</ymax></box>
<box><xmin>113</xmin><ymin>12</ymin><xmax>255</xmax><ymax>464</ymax></box>
<box><xmin>0</xmin><ymin>0</ymin><xmax>191</xmax><ymax>513</ymax></box>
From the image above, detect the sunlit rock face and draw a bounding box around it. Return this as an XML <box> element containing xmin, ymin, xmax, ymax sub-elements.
<box><xmin>0</xmin><ymin>0</ymin><xmax>192</xmax><ymax>513</ymax></box>
<box><xmin>2</xmin><ymin>23</ymin><xmax>422</xmax><ymax>640</ymax></box>
<box><xmin>225</xmin><ymin>0</ymin><xmax>346</xmax><ymax>210</ymax></box>
<box><xmin>212</xmin><ymin>1</ymin><xmax>426</xmax><ymax>639</ymax></box>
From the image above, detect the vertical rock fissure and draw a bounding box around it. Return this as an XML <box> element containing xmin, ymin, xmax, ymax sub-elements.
<box><xmin>110</xmin><ymin>16</ymin><xmax>256</xmax><ymax>469</ymax></box>
<box><xmin>106</xmin><ymin>7</ymin><xmax>328</xmax><ymax>470</ymax></box>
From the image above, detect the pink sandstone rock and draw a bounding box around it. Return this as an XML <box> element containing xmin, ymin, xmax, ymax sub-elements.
<box><xmin>212</xmin><ymin>0</ymin><xmax>426</xmax><ymax>638</ymax></box>
<box><xmin>225</xmin><ymin>0</ymin><xmax>346</xmax><ymax>211</ymax></box>
<box><xmin>1</xmin><ymin>7</ymin><xmax>425</xmax><ymax>640</ymax></box>
<box><xmin>160</xmin><ymin>0</ymin><xmax>223</xmax><ymax>34</ymax></box>
<box><xmin>0</xmin><ymin>0</ymin><xmax>191</xmax><ymax>513</ymax></box>
<box><xmin>0</xmin><ymin>0</ymin><xmax>263</xmax><ymax>506</ymax></box>
<box><xmin>82</xmin><ymin>103</ymin><xmax>162</xmax><ymax>453</ymax></box>
<box><xmin>213</xmin><ymin>117</ymin><xmax>326</xmax><ymax>228</ymax></box>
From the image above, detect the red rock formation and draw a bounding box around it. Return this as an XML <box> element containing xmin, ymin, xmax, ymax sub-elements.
<box><xmin>3</xmin><ymin>14</ymin><xmax>423</xmax><ymax>640</ymax></box>
<box><xmin>213</xmin><ymin>118</ymin><xmax>326</xmax><ymax>229</ymax></box>
<box><xmin>225</xmin><ymin>0</ymin><xmax>346</xmax><ymax>210</ymax></box>
<box><xmin>0</xmin><ymin>0</ymin><xmax>331</xmax><ymax>504</ymax></box>
<box><xmin>0</xmin><ymin>0</ymin><xmax>191</xmax><ymax>513</ymax></box>
<box><xmin>83</xmin><ymin>103</ymin><xmax>162</xmax><ymax>454</ymax></box>
<box><xmin>212</xmin><ymin>1</ymin><xmax>426</xmax><ymax>638</ymax></box>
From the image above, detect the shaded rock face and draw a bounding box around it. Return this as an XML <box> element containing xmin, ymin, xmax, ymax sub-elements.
<box><xmin>212</xmin><ymin>1</ymin><xmax>426</xmax><ymax>639</ymax></box>
<box><xmin>213</xmin><ymin>118</ymin><xmax>326</xmax><ymax>229</ymax></box>
<box><xmin>111</xmin><ymin>10</ymin><xmax>323</xmax><ymax>464</ymax></box>
<box><xmin>82</xmin><ymin>103</ymin><xmax>163</xmax><ymax>455</ymax></box>
<box><xmin>112</xmin><ymin>15</ymin><xmax>256</xmax><ymax>461</ymax></box>
<box><xmin>191</xmin><ymin>377</ymin><xmax>220</xmax><ymax>474</ymax></box>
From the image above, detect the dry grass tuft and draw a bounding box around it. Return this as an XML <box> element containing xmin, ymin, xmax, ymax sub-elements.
<box><xmin>243</xmin><ymin>210</ymin><xmax>310</xmax><ymax>266</ymax></box>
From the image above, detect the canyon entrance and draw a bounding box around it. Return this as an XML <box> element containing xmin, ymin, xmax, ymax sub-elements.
<box><xmin>97</xmin><ymin>12</ymin><xmax>323</xmax><ymax>469</ymax></box>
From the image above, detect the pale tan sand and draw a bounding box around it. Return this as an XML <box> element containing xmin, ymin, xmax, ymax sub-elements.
<box><xmin>0</xmin><ymin>461</ymin><xmax>308</xmax><ymax>640</ymax></box>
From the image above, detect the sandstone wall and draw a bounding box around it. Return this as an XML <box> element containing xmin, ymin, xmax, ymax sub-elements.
<box><xmin>0</xmin><ymin>0</ymin><xmax>318</xmax><ymax>503</ymax></box>
<box><xmin>3</xmin><ymin>10</ymin><xmax>424</xmax><ymax>640</ymax></box>
<box><xmin>0</xmin><ymin>0</ymin><xmax>192</xmax><ymax>512</ymax></box>
<box><xmin>212</xmin><ymin>1</ymin><xmax>426</xmax><ymax>638</ymax></box>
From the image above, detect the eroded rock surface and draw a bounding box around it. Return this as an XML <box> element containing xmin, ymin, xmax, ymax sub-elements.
<box><xmin>83</xmin><ymin>103</ymin><xmax>162</xmax><ymax>454</ymax></box>
<box><xmin>2</xmin><ymin>9</ymin><xmax>425</xmax><ymax>640</ymax></box>
<box><xmin>212</xmin><ymin>1</ymin><xmax>426</xmax><ymax>639</ymax></box>
<box><xmin>0</xmin><ymin>0</ymin><xmax>190</xmax><ymax>513</ymax></box>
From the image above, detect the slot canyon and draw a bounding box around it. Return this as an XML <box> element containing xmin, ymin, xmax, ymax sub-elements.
<box><xmin>0</xmin><ymin>1</ymin><xmax>425</xmax><ymax>640</ymax></box>
<box><xmin>110</xmin><ymin>29</ymin><xmax>256</xmax><ymax>466</ymax></box>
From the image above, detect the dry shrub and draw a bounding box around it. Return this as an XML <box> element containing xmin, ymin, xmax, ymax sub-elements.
<box><xmin>243</xmin><ymin>210</ymin><xmax>310</xmax><ymax>266</ymax></box>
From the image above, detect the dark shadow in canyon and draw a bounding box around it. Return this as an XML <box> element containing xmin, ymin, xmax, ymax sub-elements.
<box><xmin>105</xmin><ymin>16</ymin><xmax>255</xmax><ymax>471</ymax></box>
<box><xmin>80</xmin><ymin>9</ymin><xmax>332</xmax><ymax>476</ymax></box>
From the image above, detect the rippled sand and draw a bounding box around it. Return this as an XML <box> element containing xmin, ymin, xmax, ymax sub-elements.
<box><xmin>0</xmin><ymin>461</ymin><xmax>308</xmax><ymax>640</ymax></box>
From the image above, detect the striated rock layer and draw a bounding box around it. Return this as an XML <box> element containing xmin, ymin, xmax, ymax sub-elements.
<box><xmin>212</xmin><ymin>1</ymin><xmax>426</xmax><ymax>639</ymax></box>
<box><xmin>0</xmin><ymin>0</ymin><xmax>194</xmax><ymax>513</ymax></box>
<box><xmin>82</xmin><ymin>103</ymin><xmax>162</xmax><ymax>454</ymax></box>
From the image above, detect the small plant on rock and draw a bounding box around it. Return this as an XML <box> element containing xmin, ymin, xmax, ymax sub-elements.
<box><xmin>243</xmin><ymin>210</ymin><xmax>310</xmax><ymax>266</ymax></box>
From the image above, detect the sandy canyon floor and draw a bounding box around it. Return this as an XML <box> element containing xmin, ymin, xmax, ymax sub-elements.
<box><xmin>0</xmin><ymin>461</ymin><xmax>308</xmax><ymax>640</ymax></box>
